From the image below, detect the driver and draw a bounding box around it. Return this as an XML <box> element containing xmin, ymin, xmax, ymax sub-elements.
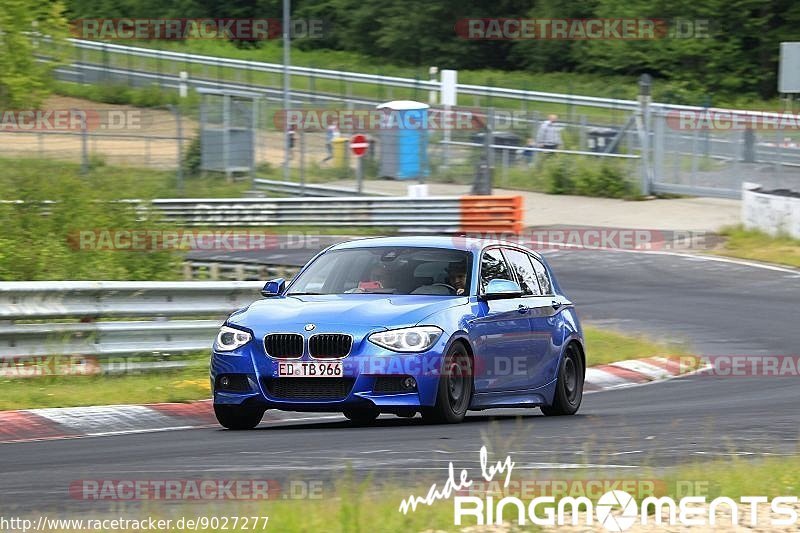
<box><xmin>446</xmin><ymin>262</ymin><xmax>467</xmax><ymax>295</ymax></box>
<box><xmin>356</xmin><ymin>264</ymin><xmax>389</xmax><ymax>291</ymax></box>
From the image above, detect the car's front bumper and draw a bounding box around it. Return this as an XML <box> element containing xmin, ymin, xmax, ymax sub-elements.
<box><xmin>211</xmin><ymin>326</ymin><xmax>449</xmax><ymax>412</ymax></box>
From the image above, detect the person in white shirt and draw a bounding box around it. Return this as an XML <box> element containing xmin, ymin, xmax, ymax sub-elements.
<box><xmin>536</xmin><ymin>114</ymin><xmax>561</xmax><ymax>151</ymax></box>
<box><xmin>322</xmin><ymin>120</ymin><xmax>340</xmax><ymax>162</ymax></box>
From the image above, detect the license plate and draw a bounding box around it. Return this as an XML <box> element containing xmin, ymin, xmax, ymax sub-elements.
<box><xmin>277</xmin><ymin>361</ymin><xmax>343</xmax><ymax>378</ymax></box>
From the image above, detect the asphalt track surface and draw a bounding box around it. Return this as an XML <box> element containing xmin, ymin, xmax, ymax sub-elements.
<box><xmin>2</xmin><ymin>248</ymin><xmax>799</xmax><ymax>516</ymax></box>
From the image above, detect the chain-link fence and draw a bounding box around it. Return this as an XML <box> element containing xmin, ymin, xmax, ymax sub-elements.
<box><xmin>13</xmin><ymin>38</ymin><xmax>800</xmax><ymax>197</ymax></box>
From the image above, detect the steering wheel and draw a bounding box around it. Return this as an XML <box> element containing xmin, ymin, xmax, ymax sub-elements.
<box><xmin>431</xmin><ymin>283</ymin><xmax>457</xmax><ymax>294</ymax></box>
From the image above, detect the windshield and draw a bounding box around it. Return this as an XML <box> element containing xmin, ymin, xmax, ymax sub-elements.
<box><xmin>286</xmin><ymin>246</ymin><xmax>473</xmax><ymax>296</ymax></box>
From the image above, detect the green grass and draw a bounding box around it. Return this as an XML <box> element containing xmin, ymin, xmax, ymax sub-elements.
<box><xmin>0</xmin><ymin>364</ymin><xmax>210</xmax><ymax>411</ymax></box>
<box><xmin>584</xmin><ymin>326</ymin><xmax>692</xmax><ymax>367</ymax></box>
<box><xmin>1</xmin><ymin>327</ymin><xmax>692</xmax><ymax>411</ymax></box>
<box><xmin>57</xmin><ymin>449</ymin><xmax>799</xmax><ymax>532</ymax></box>
<box><xmin>713</xmin><ymin>225</ymin><xmax>800</xmax><ymax>268</ymax></box>
<box><xmin>0</xmin><ymin>157</ymin><xmax>252</xmax><ymax>200</ymax></box>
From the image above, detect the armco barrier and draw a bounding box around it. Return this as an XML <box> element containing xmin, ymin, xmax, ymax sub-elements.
<box><xmin>460</xmin><ymin>195</ymin><xmax>524</xmax><ymax>234</ymax></box>
<box><xmin>0</xmin><ymin>281</ymin><xmax>263</xmax><ymax>360</ymax></box>
<box><xmin>250</xmin><ymin>179</ymin><xmax>390</xmax><ymax>197</ymax></box>
<box><xmin>150</xmin><ymin>196</ymin><xmax>524</xmax><ymax>234</ymax></box>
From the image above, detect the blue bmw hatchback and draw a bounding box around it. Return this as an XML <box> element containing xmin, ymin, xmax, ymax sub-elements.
<box><xmin>211</xmin><ymin>236</ymin><xmax>585</xmax><ymax>428</ymax></box>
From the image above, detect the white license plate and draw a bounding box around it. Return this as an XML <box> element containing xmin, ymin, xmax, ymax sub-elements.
<box><xmin>277</xmin><ymin>361</ymin><xmax>343</xmax><ymax>378</ymax></box>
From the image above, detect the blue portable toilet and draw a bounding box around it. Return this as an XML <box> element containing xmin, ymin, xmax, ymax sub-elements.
<box><xmin>377</xmin><ymin>100</ymin><xmax>430</xmax><ymax>180</ymax></box>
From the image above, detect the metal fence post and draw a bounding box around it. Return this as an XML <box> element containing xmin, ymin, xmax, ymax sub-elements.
<box><xmin>174</xmin><ymin>106</ymin><xmax>184</xmax><ymax>194</ymax></box>
<box><xmin>79</xmin><ymin>109</ymin><xmax>89</xmax><ymax>175</ymax></box>
<box><xmin>637</xmin><ymin>74</ymin><xmax>653</xmax><ymax>195</ymax></box>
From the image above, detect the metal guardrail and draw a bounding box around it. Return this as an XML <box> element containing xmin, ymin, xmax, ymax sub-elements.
<box><xmin>69</xmin><ymin>38</ymin><xmax>780</xmax><ymax>117</ymax></box>
<box><xmin>151</xmin><ymin>195</ymin><xmax>524</xmax><ymax>233</ymax></box>
<box><xmin>250</xmin><ymin>179</ymin><xmax>390</xmax><ymax>197</ymax></box>
<box><xmin>183</xmin><ymin>261</ymin><xmax>298</xmax><ymax>281</ymax></box>
<box><xmin>0</xmin><ymin>281</ymin><xmax>263</xmax><ymax>360</ymax></box>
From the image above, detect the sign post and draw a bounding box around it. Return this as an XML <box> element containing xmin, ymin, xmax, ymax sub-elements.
<box><xmin>350</xmin><ymin>134</ymin><xmax>369</xmax><ymax>194</ymax></box>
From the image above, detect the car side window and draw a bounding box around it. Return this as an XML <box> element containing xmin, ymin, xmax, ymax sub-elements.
<box><xmin>480</xmin><ymin>248</ymin><xmax>513</xmax><ymax>292</ymax></box>
<box><xmin>502</xmin><ymin>248</ymin><xmax>541</xmax><ymax>296</ymax></box>
<box><xmin>530</xmin><ymin>255</ymin><xmax>552</xmax><ymax>295</ymax></box>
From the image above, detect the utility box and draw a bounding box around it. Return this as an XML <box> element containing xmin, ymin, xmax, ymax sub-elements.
<box><xmin>377</xmin><ymin>100</ymin><xmax>430</xmax><ymax>180</ymax></box>
<box><xmin>198</xmin><ymin>88</ymin><xmax>258</xmax><ymax>178</ymax></box>
<box><xmin>587</xmin><ymin>128</ymin><xmax>619</xmax><ymax>153</ymax></box>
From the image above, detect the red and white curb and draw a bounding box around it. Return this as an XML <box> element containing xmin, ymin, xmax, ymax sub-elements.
<box><xmin>584</xmin><ymin>356</ymin><xmax>702</xmax><ymax>392</ymax></box>
<box><xmin>0</xmin><ymin>357</ymin><xmax>701</xmax><ymax>444</ymax></box>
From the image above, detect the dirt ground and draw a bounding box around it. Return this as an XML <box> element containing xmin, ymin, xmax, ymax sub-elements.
<box><xmin>0</xmin><ymin>95</ymin><xmax>332</xmax><ymax>170</ymax></box>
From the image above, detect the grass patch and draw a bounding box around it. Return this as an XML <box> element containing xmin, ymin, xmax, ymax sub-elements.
<box><xmin>0</xmin><ymin>364</ymin><xmax>210</xmax><ymax>411</ymax></box>
<box><xmin>584</xmin><ymin>326</ymin><xmax>692</xmax><ymax>367</ymax></box>
<box><xmin>714</xmin><ymin>225</ymin><xmax>800</xmax><ymax>268</ymax></box>
<box><xmin>56</xmin><ymin>452</ymin><xmax>800</xmax><ymax>532</ymax></box>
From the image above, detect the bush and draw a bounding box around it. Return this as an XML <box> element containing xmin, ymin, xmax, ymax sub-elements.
<box><xmin>0</xmin><ymin>161</ymin><xmax>180</xmax><ymax>281</ymax></box>
<box><xmin>544</xmin><ymin>156</ymin><xmax>633</xmax><ymax>198</ymax></box>
<box><xmin>183</xmin><ymin>136</ymin><xmax>202</xmax><ymax>177</ymax></box>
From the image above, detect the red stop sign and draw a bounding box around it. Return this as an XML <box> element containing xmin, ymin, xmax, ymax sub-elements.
<box><xmin>350</xmin><ymin>134</ymin><xmax>369</xmax><ymax>157</ymax></box>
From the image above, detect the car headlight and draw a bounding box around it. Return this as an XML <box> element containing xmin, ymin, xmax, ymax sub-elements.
<box><xmin>215</xmin><ymin>325</ymin><xmax>252</xmax><ymax>352</ymax></box>
<box><xmin>368</xmin><ymin>326</ymin><xmax>443</xmax><ymax>353</ymax></box>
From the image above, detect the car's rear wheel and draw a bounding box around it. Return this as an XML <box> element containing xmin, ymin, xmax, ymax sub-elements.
<box><xmin>541</xmin><ymin>343</ymin><xmax>584</xmax><ymax>416</ymax></box>
<box><xmin>214</xmin><ymin>404</ymin><xmax>266</xmax><ymax>430</ymax></box>
<box><xmin>343</xmin><ymin>408</ymin><xmax>380</xmax><ymax>425</ymax></box>
<box><xmin>422</xmin><ymin>343</ymin><xmax>473</xmax><ymax>424</ymax></box>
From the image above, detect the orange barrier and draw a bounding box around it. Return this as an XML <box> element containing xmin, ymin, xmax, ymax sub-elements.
<box><xmin>459</xmin><ymin>195</ymin><xmax>524</xmax><ymax>234</ymax></box>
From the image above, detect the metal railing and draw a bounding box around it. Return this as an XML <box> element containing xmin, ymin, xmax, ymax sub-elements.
<box><xmin>151</xmin><ymin>196</ymin><xmax>465</xmax><ymax>231</ymax></box>
<box><xmin>0</xmin><ymin>281</ymin><xmax>263</xmax><ymax>360</ymax></box>
<box><xmin>250</xmin><ymin>178</ymin><xmax>390</xmax><ymax>197</ymax></box>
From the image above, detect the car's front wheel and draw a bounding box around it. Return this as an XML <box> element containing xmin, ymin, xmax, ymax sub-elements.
<box><xmin>422</xmin><ymin>343</ymin><xmax>473</xmax><ymax>424</ymax></box>
<box><xmin>541</xmin><ymin>343</ymin><xmax>584</xmax><ymax>416</ymax></box>
<box><xmin>214</xmin><ymin>404</ymin><xmax>265</xmax><ymax>430</ymax></box>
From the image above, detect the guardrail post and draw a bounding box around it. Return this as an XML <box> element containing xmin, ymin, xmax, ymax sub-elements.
<box><xmin>637</xmin><ymin>74</ymin><xmax>653</xmax><ymax>196</ymax></box>
<box><xmin>173</xmin><ymin>105</ymin><xmax>184</xmax><ymax>194</ymax></box>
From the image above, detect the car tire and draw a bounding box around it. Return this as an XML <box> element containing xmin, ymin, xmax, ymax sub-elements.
<box><xmin>214</xmin><ymin>404</ymin><xmax>265</xmax><ymax>430</ymax></box>
<box><xmin>541</xmin><ymin>344</ymin><xmax>584</xmax><ymax>416</ymax></box>
<box><xmin>343</xmin><ymin>408</ymin><xmax>380</xmax><ymax>425</ymax></box>
<box><xmin>422</xmin><ymin>343</ymin><xmax>473</xmax><ymax>424</ymax></box>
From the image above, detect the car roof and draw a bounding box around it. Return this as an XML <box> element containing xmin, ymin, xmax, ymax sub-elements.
<box><xmin>329</xmin><ymin>236</ymin><xmax>544</xmax><ymax>259</ymax></box>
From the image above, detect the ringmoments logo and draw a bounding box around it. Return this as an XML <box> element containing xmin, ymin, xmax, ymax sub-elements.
<box><xmin>398</xmin><ymin>447</ymin><xmax>799</xmax><ymax>530</ymax></box>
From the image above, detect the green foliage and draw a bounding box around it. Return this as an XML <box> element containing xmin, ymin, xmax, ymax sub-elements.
<box><xmin>0</xmin><ymin>0</ymin><xmax>70</xmax><ymax>108</ymax></box>
<box><xmin>542</xmin><ymin>156</ymin><xmax>633</xmax><ymax>198</ymax></box>
<box><xmin>183</xmin><ymin>136</ymin><xmax>203</xmax><ymax>177</ymax></box>
<box><xmin>0</xmin><ymin>158</ymin><xmax>251</xmax><ymax>281</ymax></box>
<box><xmin>62</xmin><ymin>0</ymin><xmax>799</xmax><ymax>101</ymax></box>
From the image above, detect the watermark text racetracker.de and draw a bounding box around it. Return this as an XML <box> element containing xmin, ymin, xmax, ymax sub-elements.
<box><xmin>455</xmin><ymin>18</ymin><xmax>710</xmax><ymax>40</ymax></box>
<box><xmin>70</xmin><ymin>229</ymin><xmax>323</xmax><ymax>252</ymax></box>
<box><xmin>71</xmin><ymin>18</ymin><xmax>325</xmax><ymax>40</ymax></box>
<box><xmin>0</xmin><ymin>515</ymin><xmax>269</xmax><ymax>532</ymax></box>
<box><xmin>453</xmin><ymin>229</ymin><xmax>710</xmax><ymax>252</ymax></box>
<box><xmin>398</xmin><ymin>446</ymin><xmax>799</xmax><ymax>530</ymax></box>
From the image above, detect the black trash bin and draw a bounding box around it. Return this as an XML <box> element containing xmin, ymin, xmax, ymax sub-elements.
<box><xmin>587</xmin><ymin>128</ymin><xmax>619</xmax><ymax>153</ymax></box>
<box><xmin>471</xmin><ymin>131</ymin><xmax>523</xmax><ymax>164</ymax></box>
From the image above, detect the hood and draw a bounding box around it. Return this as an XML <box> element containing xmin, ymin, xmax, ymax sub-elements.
<box><xmin>229</xmin><ymin>294</ymin><xmax>467</xmax><ymax>333</ymax></box>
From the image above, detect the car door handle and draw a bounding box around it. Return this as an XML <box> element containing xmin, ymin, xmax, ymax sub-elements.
<box><xmin>518</xmin><ymin>305</ymin><xmax>529</xmax><ymax>314</ymax></box>
<box><xmin>551</xmin><ymin>300</ymin><xmax>563</xmax><ymax>310</ymax></box>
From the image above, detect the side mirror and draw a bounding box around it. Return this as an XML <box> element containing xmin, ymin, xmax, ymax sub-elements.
<box><xmin>261</xmin><ymin>278</ymin><xmax>286</xmax><ymax>297</ymax></box>
<box><xmin>481</xmin><ymin>279</ymin><xmax>523</xmax><ymax>300</ymax></box>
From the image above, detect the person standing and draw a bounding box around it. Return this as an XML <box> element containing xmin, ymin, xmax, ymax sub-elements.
<box><xmin>536</xmin><ymin>114</ymin><xmax>562</xmax><ymax>151</ymax></box>
<box><xmin>322</xmin><ymin>120</ymin><xmax>340</xmax><ymax>163</ymax></box>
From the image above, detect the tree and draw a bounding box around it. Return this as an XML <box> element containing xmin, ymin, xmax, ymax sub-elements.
<box><xmin>0</xmin><ymin>0</ymin><xmax>70</xmax><ymax>108</ymax></box>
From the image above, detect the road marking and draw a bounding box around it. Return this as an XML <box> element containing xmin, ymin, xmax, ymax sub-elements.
<box><xmin>534</xmin><ymin>242</ymin><xmax>799</xmax><ymax>274</ymax></box>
